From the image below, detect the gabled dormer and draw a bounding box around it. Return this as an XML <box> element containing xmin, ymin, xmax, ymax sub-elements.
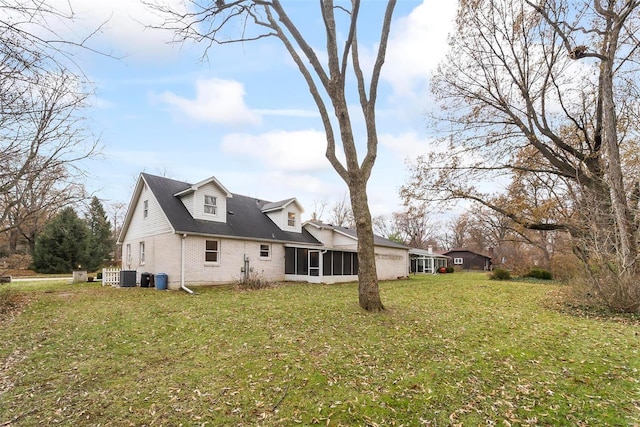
<box><xmin>261</xmin><ymin>198</ymin><xmax>303</xmax><ymax>233</ymax></box>
<box><xmin>173</xmin><ymin>176</ymin><xmax>233</xmax><ymax>223</ymax></box>
<box><xmin>303</xmin><ymin>220</ymin><xmax>337</xmax><ymax>247</ymax></box>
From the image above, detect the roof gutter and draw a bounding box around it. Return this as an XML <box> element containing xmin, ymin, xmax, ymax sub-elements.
<box><xmin>180</xmin><ymin>234</ymin><xmax>194</xmax><ymax>295</ymax></box>
<box><xmin>174</xmin><ymin>230</ymin><xmax>322</xmax><ymax>247</ymax></box>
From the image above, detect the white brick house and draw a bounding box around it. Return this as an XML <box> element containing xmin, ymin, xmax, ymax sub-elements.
<box><xmin>117</xmin><ymin>173</ymin><xmax>409</xmax><ymax>290</ymax></box>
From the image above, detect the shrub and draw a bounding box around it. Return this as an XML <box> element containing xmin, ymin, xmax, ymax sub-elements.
<box><xmin>236</xmin><ymin>271</ymin><xmax>272</xmax><ymax>290</ymax></box>
<box><xmin>490</xmin><ymin>268</ymin><xmax>511</xmax><ymax>281</ymax></box>
<box><xmin>550</xmin><ymin>253</ymin><xmax>581</xmax><ymax>281</ymax></box>
<box><xmin>574</xmin><ymin>261</ymin><xmax>640</xmax><ymax>313</ymax></box>
<box><xmin>524</xmin><ymin>268</ymin><xmax>553</xmax><ymax>280</ymax></box>
<box><xmin>446</xmin><ymin>266</ymin><xmax>455</xmax><ymax>273</ymax></box>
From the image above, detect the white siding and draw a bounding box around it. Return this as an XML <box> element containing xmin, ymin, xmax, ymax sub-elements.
<box><xmin>265</xmin><ymin>205</ymin><xmax>302</xmax><ymax>233</ymax></box>
<box><xmin>181</xmin><ymin>193</ymin><xmax>195</xmax><ymax>217</ymax></box>
<box><xmin>187</xmin><ymin>182</ymin><xmax>228</xmax><ymax>223</ymax></box>
<box><xmin>265</xmin><ymin>211</ymin><xmax>279</xmax><ymax>229</ymax></box>
<box><xmin>124</xmin><ymin>185</ymin><xmax>172</xmax><ymax>241</ymax></box>
<box><xmin>305</xmin><ymin>225</ymin><xmax>335</xmax><ymax>247</ymax></box>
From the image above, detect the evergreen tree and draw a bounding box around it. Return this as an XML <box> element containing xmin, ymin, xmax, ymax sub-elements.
<box><xmin>85</xmin><ymin>197</ymin><xmax>113</xmax><ymax>271</ymax></box>
<box><xmin>33</xmin><ymin>207</ymin><xmax>88</xmax><ymax>273</ymax></box>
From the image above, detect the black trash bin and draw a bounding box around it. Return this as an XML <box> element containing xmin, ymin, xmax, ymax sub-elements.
<box><xmin>140</xmin><ymin>272</ymin><xmax>151</xmax><ymax>288</ymax></box>
<box><xmin>119</xmin><ymin>270</ymin><xmax>137</xmax><ymax>287</ymax></box>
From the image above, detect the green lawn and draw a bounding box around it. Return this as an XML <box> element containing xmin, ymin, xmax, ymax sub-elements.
<box><xmin>1</xmin><ymin>273</ymin><xmax>638</xmax><ymax>426</ymax></box>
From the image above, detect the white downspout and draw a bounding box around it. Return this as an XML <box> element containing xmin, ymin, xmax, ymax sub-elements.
<box><xmin>181</xmin><ymin>234</ymin><xmax>194</xmax><ymax>295</ymax></box>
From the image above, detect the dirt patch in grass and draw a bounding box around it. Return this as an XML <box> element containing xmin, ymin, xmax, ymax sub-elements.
<box><xmin>0</xmin><ymin>289</ymin><xmax>32</xmax><ymax>325</ymax></box>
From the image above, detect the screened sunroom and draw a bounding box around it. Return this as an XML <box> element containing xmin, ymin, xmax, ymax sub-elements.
<box><xmin>409</xmin><ymin>247</ymin><xmax>450</xmax><ymax>274</ymax></box>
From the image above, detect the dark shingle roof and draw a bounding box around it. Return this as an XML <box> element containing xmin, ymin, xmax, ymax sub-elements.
<box><xmin>261</xmin><ymin>198</ymin><xmax>298</xmax><ymax>212</ymax></box>
<box><xmin>142</xmin><ymin>173</ymin><xmax>321</xmax><ymax>246</ymax></box>
<box><xmin>443</xmin><ymin>248</ymin><xmax>492</xmax><ymax>259</ymax></box>
<box><xmin>308</xmin><ymin>221</ymin><xmax>408</xmax><ymax>250</ymax></box>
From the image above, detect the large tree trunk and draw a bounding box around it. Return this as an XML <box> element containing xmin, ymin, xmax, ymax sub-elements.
<box><xmin>146</xmin><ymin>0</ymin><xmax>397</xmax><ymax>312</ymax></box>
<box><xmin>349</xmin><ymin>171</ymin><xmax>384</xmax><ymax>311</ymax></box>
<box><xmin>598</xmin><ymin>20</ymin><xmax>637</xmax><ymax>275</ymax></box>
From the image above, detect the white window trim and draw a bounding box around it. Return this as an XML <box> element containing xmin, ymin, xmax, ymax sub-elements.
<box><xmin>143</xmin><ymin>200</ymin><xmax>148</xmax><ymax>218</ymax></box>
<box><xmin>259</xmin><ymin>244</ymin><xmax>271</xmax><ymax>260</ymax></box>
<box><xmin>126</xmin><ymin>244</ymin><xmax>132</xmax><ymax>266</ymax></box>
<box><xmin>205</xmin><ymin>239</ymin><xmax>220</xmax><ymax>265</ymax></box>
<box><xmin>139</xmin><ymin>242</ymin><xmax>145</xmax><ymax>265</ymax></box>
<box><xmin>287</xmin><ymin>211</ymin><xmax>296</xmax><ymax>227</ymax></box>
<box><xmin>204</xmin><ymin>195</ymin><xmax>217</xmax><ymax>215</ymax></box>
<box><xmin>453</xmin><ymin>257</ymin><xmax>463</xmax><ymax>265</ymax></box>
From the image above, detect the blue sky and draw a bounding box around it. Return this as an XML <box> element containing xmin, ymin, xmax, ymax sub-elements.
<box><xmin>61</xmin><ymin>0</ymin><xmax>458</xmax><ymax>219</ymax></box>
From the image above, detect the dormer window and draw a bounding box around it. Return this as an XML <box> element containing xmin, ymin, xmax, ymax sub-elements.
<box><xmin>288</xmin><ymin>212</ymin><xmax>296</xmax><ymax>227</ymax></box>
<box><xmin>204</xmin><ymin>195</ymin><xmax>217</xmax><ymax>215</ymax></box>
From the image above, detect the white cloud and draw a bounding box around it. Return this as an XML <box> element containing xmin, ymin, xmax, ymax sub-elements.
<box><xmin>254</xmin><ymin>109</ymin><xmax>319</xmax><ymax>118</ymax></box>
<box><xmin>380</xmin><ymin>131</ymin><xmax>441</xmax><ymax>159</ymax></box>
<box><xmin>264</xmin><ymin>171</ymin><xmax>341</xmax><ymax>199</ymax></box>
<box><xmin>43</xmin><ymin>0</ymin><xmax>187</xmax><ymax>62</ymax></box>
<box><xmin>383</xmin><ymin>0</ymin><xmax>458</xmax><ymax>97</ymax></box>
<box><xmin>221</xmin><ymin>130</ymin><xmax>331</xmax><ymax>172</ymax></box>
<box><xmin>155</xmin><ymin>78</ymin><xmax>262</xmax><ymax>126</ymax></box>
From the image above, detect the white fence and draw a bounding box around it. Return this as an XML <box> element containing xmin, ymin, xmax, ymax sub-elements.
<box><xmin>102</xmin><ymin>268</ymin><xmax>121</xmax><ymax>287</ymax></box>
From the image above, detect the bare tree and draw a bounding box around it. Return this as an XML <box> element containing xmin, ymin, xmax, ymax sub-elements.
<box><xmin>440</xmin><ymin>214</ymin><xmax>471</xmax><ymax>251</ymax></box>
<box><xmin>372</xmin><ymin>214</ymin><xmax>396</xmax><ymax>241</ymax></box>
<box><xmin>403</xmin><ymin>0</ymin><xmax>640</xmax><ymax>312</ymax></box>
<box><xmin>470</xmin><ymin>202</ymin><xmax>560</xmax><ymax>271</ymax></box>
<box><xmin>146</xmin><ymin>0</ymin><xmax>399</xmax><ymax>311</ymax></box>
<box><xmin>105</xmin><ymin>201</ymin><xmax>128</xmax><ymax>264</ymax></box>
<box><xmin>327</xmin><ymin>193</ymin><xmax>354</xmax><ymax>228</ymax></box>
<box><xmin>0</xmin><ymin>68</ymin><xmax>97</xmax><ymax>250</ymax></box>
<box><xmin>392</xmin><ymin>204</ymin><xmax>436</xmax><ymax>249</ymax></box>
<box><xmin>0</xmin><ymin>1</ymin><xmax>102</xmax><ymax>257</ymax></box>
<box><xmin>2</xmin><ymin>163</ymin><xmax>85</xmax><ymax>255</ymax></box>
<box><xmin>310</xmin><ymin>198</ymin><xmax>328</xmax><ymax>222</ymax></box>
